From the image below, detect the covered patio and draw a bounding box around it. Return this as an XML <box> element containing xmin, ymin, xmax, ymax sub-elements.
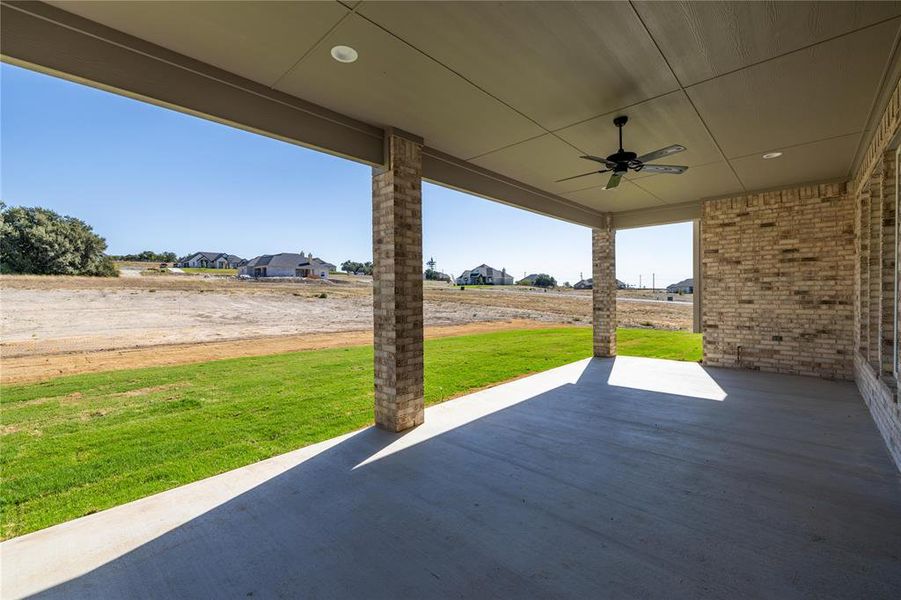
<box><xmin>4</xmin><ymin>356</ymin><xmax>900</xmax><ymax>598</ymax></box>
<box><xmin>2</xmin><ymin>1</ymin><xmax>901</xmax><ymax>597</ymax></box>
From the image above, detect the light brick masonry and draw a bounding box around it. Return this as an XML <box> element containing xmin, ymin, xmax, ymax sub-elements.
<box><xmin>853</xmin><ymin>148</ymin><xmax>900</xmax><ymax>470</ymax></box>
<box><xmin>879</xmin><ymin>151</ymin><xmax>896</xmax><ymax>378</ymax></box>
<box><xmin>701</xmin><ymin>182</ymin><xmax>856</xmax><ymax>380</ymax></box>
<box><xmin>592</xmin><ymin>216</ymin><xmax>616</xmax><ymax>357</ymax></box>
<box><xmin>372</xmin><ymin>132</ymin><xmax>424</xmax><ymax>432</ymax></box>
<box><xmin>849</xmin><ymin>70</ymin><xmax>901</xmax><ymax>471</ymax></box>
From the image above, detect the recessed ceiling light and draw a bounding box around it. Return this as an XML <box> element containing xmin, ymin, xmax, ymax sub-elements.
<box><xmin>762</xmin><ymin>151</ymin><xmax>783</xmax><ymax>159</ymax></box>
<box><xmin>330</xmin><ymin>45</ymin><xmax>358</xmax><ymax>63</ymax></box>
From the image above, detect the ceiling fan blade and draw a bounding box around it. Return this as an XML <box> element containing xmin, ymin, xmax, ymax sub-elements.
<box><xmin>604</xmin><ymin>172</ymin><xmax>623</xmax><ymax>190</ymax></box>
<box><xmin>640</xmin><ymin>164</ymin><xmax>689</xmax><ymax>174</ymax></box>
<box><xmin>636</xmin><ymin>144</ymin><xmax>686</xmax><ymax>164</ymax></box>
<box><xmin>580</xmin><ymin>155</ymin><xmax>616</xmax><ymax>168</ymax></box>
<box><xmin>556</xmin><ymin>169</ymin><xmax>609</xmax><ymax>183</ymax></box>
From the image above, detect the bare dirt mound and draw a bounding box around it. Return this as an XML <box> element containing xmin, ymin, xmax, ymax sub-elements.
<box><xmin>1</xmin><ymin>320</ymin><xmax>572</xmax><ymax>384</ymax></box>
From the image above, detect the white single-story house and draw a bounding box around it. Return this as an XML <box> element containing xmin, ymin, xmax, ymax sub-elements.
<box><xmin>178</xmin><ymin>252</ymin><xmax>244</xmax><ymax>269</ymax></box>
<box><xmin>239</xmin><ymin>252</ymin><xmax>336</xmax><ymax>279</ymax></box>
<box><xmin>455</xmin><ymin>264</ymin><xmax>514</xmax><ymax>285</ymax></box>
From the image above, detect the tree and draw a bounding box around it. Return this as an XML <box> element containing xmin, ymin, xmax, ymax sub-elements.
<box><xmin>341</xmin><ymin>260</ymin><xmax>373</xmax><ymax>275</ymax></box>
<box><xmin>424</xmin><ymin>256</ymin><xmax>448</xmax><ymax>281</ymax></box>
<box><xmin>532</xmin><ymin>273</ymin><xmax>557</xmax><ymax>288</ymax></box>
<box><xmin>108</xmin><ymin>250</ymin><xmax>178</xmax><ymax>262</ymax></box>
<box><xmin>0</xmin><ymin>203</ymin><xmax>118</xmax><ymax>277</ymax></box>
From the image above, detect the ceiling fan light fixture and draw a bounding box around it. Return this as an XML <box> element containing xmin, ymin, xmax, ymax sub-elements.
<box><xmin>330</xmin><ymin>45</ymin><xmax>358</xmax><ymax>63</ymax></box>
<box><xmin>762</xmin><ymin>151</ymin><xmax>783</xmax><ymax>159</ymax></box>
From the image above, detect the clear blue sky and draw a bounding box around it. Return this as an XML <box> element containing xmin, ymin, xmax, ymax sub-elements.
<box><xmin>1</xmin><ymin>63</ymin><xmax>692</xmax><ymax>287</ymax></box>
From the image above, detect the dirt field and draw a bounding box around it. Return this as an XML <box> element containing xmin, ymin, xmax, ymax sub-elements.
<box><xmin>1</xmin><ymin>274</ymin><xmax>692</xmax><ymax>382</ymax></box>
<box><xmin>1</xmin><ymin>320</ymin><xmax>563</xmax><ymax>384</ymax></box>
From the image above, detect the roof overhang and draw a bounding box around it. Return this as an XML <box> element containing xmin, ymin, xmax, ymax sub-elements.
<box><xmin>2</xmin><ymin>1</ymin><xmax>900</xmax><ymax>229</ymax></box>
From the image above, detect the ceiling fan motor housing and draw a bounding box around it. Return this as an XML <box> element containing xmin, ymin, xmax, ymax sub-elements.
<box><xmin>608</xmin><ymin>150</ymin><xmax>637</xmax><ymax>171</ymax></box>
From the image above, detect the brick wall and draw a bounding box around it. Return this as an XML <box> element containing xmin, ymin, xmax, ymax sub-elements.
<box><xmin>855</xmin><ymin>354</ymin><xmax>901</xmax><ymax>468</ymax></box>
<box><xmin>592</xmin><ymin>215</ymin><xmax>616</xmax><ymax>357</ymax></box>
<box><xmin>701</xmin><ymin>182</ymin><xmax>855</xmax><ymax>379</ymax></box>
<box><xmin>853</xmin><ymin>149</ymin><xmax>900</xmax><ymax>471</ymax></box>
<box><xmin>850</xmin><ymin>73</ymin><xmax>901</xmax><ymax>472</ymax></box>
<box><xmin>372</xmin><ymin>133</ymin><xmax>424</xmax><ymax>432</ymax></box>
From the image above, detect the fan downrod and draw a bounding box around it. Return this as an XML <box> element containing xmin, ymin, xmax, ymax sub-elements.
<box><xmin>609</xmin><ymin>115</ymin><xmax>635</xmax><ymax>165</ymax></box>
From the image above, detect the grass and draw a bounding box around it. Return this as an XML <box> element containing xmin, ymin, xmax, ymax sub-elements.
<box><xmin>0</xmin><ymin>327</ymin><xmax>701</xmax><ymax>539</ymax></box>
<box><xmin>617</xmin><ymin>327</ymin><xmax>702</xmax><ymax>361</ymax></box>
<box><xmin>180</xmin><ymin>267</ymin><xmax>238</xmax><ymax>275</ymax></box>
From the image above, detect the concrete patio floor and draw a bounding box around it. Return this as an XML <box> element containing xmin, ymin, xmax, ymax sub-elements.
<box><xmin>3</xmin><ymin>356</ymin><xmax>900</xmax><ymax>599</ymax></box>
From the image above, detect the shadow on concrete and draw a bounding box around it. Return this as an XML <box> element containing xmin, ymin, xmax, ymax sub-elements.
<box><xmin>28</xmin><ymin>358</ymin><xmax>901</xmax><ymax>599</ymax></box>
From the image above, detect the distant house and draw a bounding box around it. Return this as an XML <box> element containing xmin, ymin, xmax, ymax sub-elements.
<box><xmin>573</xmin><ymin>278</ymin><xmax>628</xmax><ymax>290</ymax></box>
<box><xmin>177</xmin><ymin>252</ymin><xmax>244</xmax><ymax>269</ymax></box>
<box><xmin>574</xmin><ymin>278</ymin><xmax>592</xmax><ymax>289</ymax></box>
<box><xmin>455</xmin><ymin>264</ymin><xmax>514</xmax><ymax>285</ymax></box>
<box><xmin>666</xmin><ymin>278</ymin><xmax>694</xmax><ymax>294</ymax></box>
<box><xmin>238</xmin><ymin>252</ymin><xmax>335</xmax><ymax>279</ymax></box>
<box><xmin>517</xmin><ymin>273</ymin><xmax>541</xmax><ymax>285</ymax></box>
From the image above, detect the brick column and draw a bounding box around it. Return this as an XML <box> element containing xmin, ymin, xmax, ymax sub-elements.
<box><xmin>880</xmin><ymin>151</ymin><xmax>897</xmax><ymax>378</ymax></box>
<box><xmin>869</xmin><ymin>164</ymin><xmax>883</xmax><ymax>371</ymax></box>
<box><xmin>592</xmin><ymin>215</ymin><xmax>616</xmax><ymax>357</ymax></box>
<box><xmin>372</xmin><ymin>130</ymin><xmax>424</xmax><ymax>432</ymax></box>
<box><xmin>692</xmin><ymin>219</ymin><xmax>703</xmax><ymax>334</ymax></box>
<box><xmin>858</xmin><ymin>186</ymin><xmax>871</xmax><ymax>357</ymax></box>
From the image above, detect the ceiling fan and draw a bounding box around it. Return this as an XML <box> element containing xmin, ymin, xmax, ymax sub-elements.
<box><xmin>557</xmin><ymin>116</ymin><xmax>688</xmax><ymax>190</ymax></box>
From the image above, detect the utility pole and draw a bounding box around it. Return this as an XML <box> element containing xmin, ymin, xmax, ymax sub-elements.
<box><xmin>639</xmin><ymin>274</ymin><xmax>642</xmax><ymax>288</ymax></box>
<box><xmin>652</xmin><ymin>273</ymin><xmax>655</xmax><ymax>291</ymax></box>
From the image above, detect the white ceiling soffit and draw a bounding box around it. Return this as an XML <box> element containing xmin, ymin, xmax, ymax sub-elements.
<box><xmin>11</xmin><ymin>0</ymin><xmax>901</xmax><ymax>222</ymax></box>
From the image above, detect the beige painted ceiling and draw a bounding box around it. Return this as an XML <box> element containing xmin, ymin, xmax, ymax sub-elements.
<box><xmin>45</xmin><ymin>1</ymin><xmax>901</xmax><ymax>214</ymax></box>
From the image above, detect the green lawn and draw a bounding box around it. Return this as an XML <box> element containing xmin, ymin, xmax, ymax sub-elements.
<box><xmin>0</xmin><ymin>327</ymin><xmax>700</xmax><ymax>539</ymax></box>
<box><xmin>180</xmin><ymin>267</ymin><xmax>238</xmax><ymax>275</ymax></box>
<box><xmin>617</xmin><ymin>327</ymin><xmax>703</xmax><ymax>361</ymax></box>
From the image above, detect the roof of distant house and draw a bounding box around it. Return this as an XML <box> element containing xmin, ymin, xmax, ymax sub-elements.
<box><xmin>191</xmin><ymin>251</ymin><xmax>225</xmax><ymax>261</ymax></box>
<box><xmin>573</xmin><ymin>278</ymin><xmax>628</xmax><ymax>289</ymax></box>
<box><xmin>244</xmin><ymin>253</ymin><xmax>332</xmax><ymax>269</ymax></box>
<box><xmin>666</xmin><ymin>278</ymin><xmax>694</xmax><ymax>290</ymax></box>
<box><xmin>459</xmin><ymin>264</ymin><xmax>511</xmax><ymax>279</ymax></box>
<box><xmin>183</xmin><ymin>251</ymin><xmax>244</xmax><ymax>263</ymax></box>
